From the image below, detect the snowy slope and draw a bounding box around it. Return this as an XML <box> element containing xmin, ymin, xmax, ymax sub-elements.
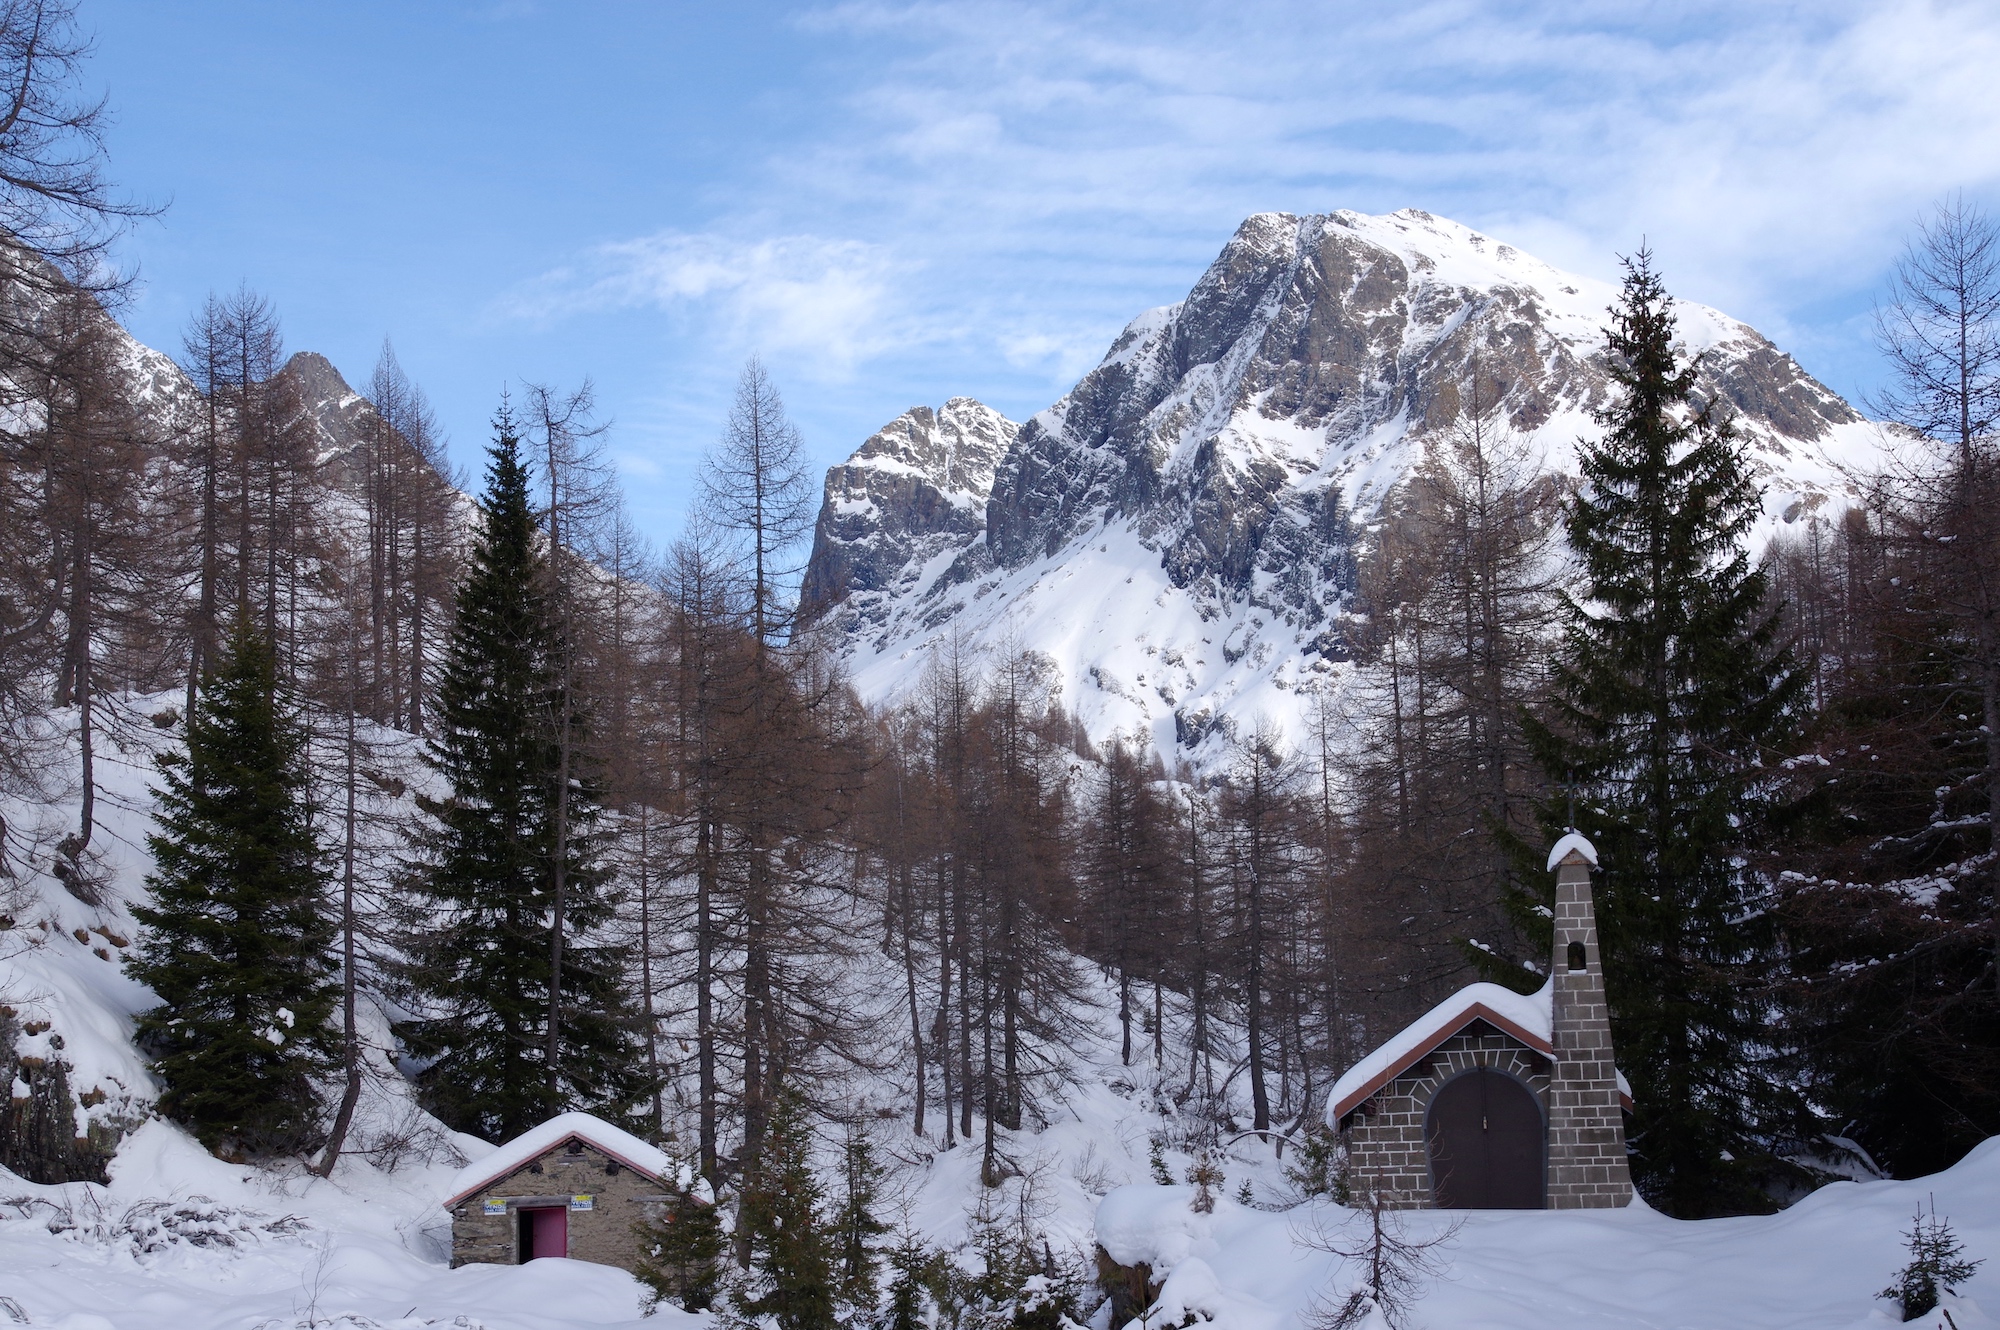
<box><xmin>5</xmin><ymin>707</ymin><xmax>1997</xmax><ymax>1330</ymax></box>
<box><xmin>9</xmin><ymin>885</ymin><xmax>1997</xmax><ymax>1330</ymax></box>
<box><xmin>802</xmin><ymin>209</ymin><xmax>1889</xmax><ymax>766</ymax></box>
<box><xmin>0</xmin><ymin>697</ymin><xmax>686</xmax><ymax>1330</ymax></box>
<box><xmin>0</xmin><ymin>1118</ymin><xmax>686</xmax><ymax>1330</ymax></box>
<box><xmin>1095</xmin><ymin>1144</ymin><xmax>2000</xmax><ymax>1330</ymax></box>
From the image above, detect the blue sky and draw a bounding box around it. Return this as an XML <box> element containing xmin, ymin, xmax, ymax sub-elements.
<box><xmin>89</xmin><ymin>0</ymin><xmax>2000</xmax><ymax>540</ymax></box>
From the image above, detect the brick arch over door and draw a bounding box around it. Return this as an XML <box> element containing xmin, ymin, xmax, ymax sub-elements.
<box><xmin>1401</xmin><ymin>1028</ymin><xmax>1552</xmax><ymax>1120</ymax></box>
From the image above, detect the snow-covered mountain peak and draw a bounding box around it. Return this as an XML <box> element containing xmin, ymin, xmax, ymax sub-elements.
<box><xmin>802</xmin><ymin>209</ymin><xmax>1882</xmax><ymax>764</ymax></box>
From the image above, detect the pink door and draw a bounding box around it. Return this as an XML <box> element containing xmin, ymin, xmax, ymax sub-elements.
<box><xmin>525</xmin><ymin>1206</ymin><xmax>568</xmax><ymax>1259</ymax></box>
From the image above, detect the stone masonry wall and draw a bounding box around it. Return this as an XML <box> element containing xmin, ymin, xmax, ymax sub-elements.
<box><xmin>1546</xmin><ymin>853</ymin><xmax>1635</xmax><ymax>1208</ymax></box>
<box><xmin>449</xmin><ymin>1139</ymin><xmax>675</xmax><ymax>1270</ymax></box>
<box><xmin>1339</xmin><ymin>1027</ymin><xmax>1551</xmax><ymax>1210</ymax></box>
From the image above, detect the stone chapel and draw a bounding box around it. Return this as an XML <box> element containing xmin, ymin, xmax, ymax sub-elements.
<box><xmin>1325</xmin><ymin>832</ymin><xmax>1634</xmax><ymax>1209</ymax></box>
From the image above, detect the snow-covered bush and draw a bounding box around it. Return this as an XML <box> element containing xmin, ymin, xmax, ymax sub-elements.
<box><xmin>4</xmin><ymin>1189</ymin><xmax>311</xmax><ymax>1258</ymax></box>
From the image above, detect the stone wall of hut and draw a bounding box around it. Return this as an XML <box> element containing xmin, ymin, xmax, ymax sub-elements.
<box><xmin>448</xmin><ymin>1137</ymin><xmax>672</xmax><ymax>1271</ymax></box>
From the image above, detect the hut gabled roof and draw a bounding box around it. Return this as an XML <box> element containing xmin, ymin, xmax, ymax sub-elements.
<box><xmin>442</xmin><ymin>1112</ymin><xmax>674</xmax><ymax>1209</ymax></box>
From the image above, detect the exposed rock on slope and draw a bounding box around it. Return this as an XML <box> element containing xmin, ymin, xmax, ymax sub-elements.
<box><xmin>798</xmin><ymin>396</ymin><xmax>1018</xmax><ymax>632</ymax></box>
<box><xmin>277</xmin><ymin>350</ymin><xmax>378</xmax><ymax>468</ymax></box>
<box><xmin>802</xmin><ymin>209</ymin><xmax>1879</xmax><ymax>763</ymax></box>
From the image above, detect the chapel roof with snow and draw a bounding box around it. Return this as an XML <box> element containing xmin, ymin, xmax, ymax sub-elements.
<box><xmin>1325</xmin><ymin>981</ymin><xmax>1556</xmax><ymax>1124</ymax></box>
<box><xmin>1323</xmin><ymin>979</ymin><xmax>1633</xmax><ymax>1125</ymax></box>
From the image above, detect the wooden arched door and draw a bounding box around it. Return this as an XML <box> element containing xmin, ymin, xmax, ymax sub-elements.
<box><xmin>1426</xmin><ymin>1066</ymin><xmax>1544</xmax><ymax>1208</ymax></box>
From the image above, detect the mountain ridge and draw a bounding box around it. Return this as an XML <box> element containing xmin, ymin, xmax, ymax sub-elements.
<box><xmin>801</xmin><ymin>208</ymin><xmax>1880</xmax><ymax>763</ymax></box>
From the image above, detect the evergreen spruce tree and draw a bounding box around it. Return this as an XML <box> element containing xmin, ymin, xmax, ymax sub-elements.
<box><xmin>128</xmin><ymin>619</ymin><xmax>335</xmax><ymax>1155</ymax></box>
<box><xmin>735</xmin><ymin>1085</ymin><xmax>838</xmax><ymax>1330</ymax></box>
<box><xmin>398</xmin><ymin>408</ymin><xmax>645</xmax><ymax>1141</ymax></box>
<box><xmin>881</xmin><ymin>1229</ymin><xmax>936</xmax><ymax>1330</ymax></box>
<box><xmin>964</xmin><ymin>1183</ymin><xmax>1039</xmax><ymax>1320</ymax></box>
<box><xmin>1882</xmin><ymin>1201</ymin><xmax>1983</xmax><ymax>1321</ymax></box>
<box><xmin>834</xmin><ymin>1123</ymin><xmax>888</xmax><ymax>1310</ymax></box>
<box><xmin>1522</xmin><ymin>250</ymin><xmax>1809</xmax><ymax>1216</ymax></box>
<box><xmin>635</xmin><ymin>1182</ymin><xmax>726</xmax><ymax>1313</ymax></box>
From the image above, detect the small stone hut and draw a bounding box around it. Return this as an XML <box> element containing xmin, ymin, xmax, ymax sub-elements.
<box><xmin>444</xmin><ymin>1111</ymin><xmax>699</xmax><ymax>1270</ymax></box>
<box><xmin>1326</xmin><ymin>833</ymin><xmax>1634</xmax><ymax>1209</ymax></box>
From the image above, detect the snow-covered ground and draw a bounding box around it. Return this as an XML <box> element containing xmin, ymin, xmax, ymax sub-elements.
<box><xmin>1096</xmin><ymin>1146</ymin><xmax>2000</xmax><ymax>1330</ymax></box>
<box><xmin>0</xmin><ymin>1117</ymin><xmax>693</xmax><ymax>1330</ymax></box>
<box><xmin>6</xmin><ymin>1038</ymin><xmax>1999</xmax><ymax>1329</ymax></box>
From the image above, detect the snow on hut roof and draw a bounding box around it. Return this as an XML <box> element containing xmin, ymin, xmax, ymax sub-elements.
<box><xmin>442</xmin><ymin>1112</ymin><xmax>674</xmax><ymax>1208</ymax></box>
<box><xmin>1546</xmin><ymin>831</ymin><xmax>1599</xmax><ymax>872</ymax></box>
<box><xmin>1325</xmin><ymin>981</ymin><xmax>1556</xmax><ymax>1125</ymax></box>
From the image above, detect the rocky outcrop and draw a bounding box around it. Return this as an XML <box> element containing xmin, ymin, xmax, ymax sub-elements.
<box><xmin>274</xmin><ymin>350</ymin><xmax>402</xmax><ymax>494</ymax></box>
<box><xmin>0</xmin><ymin>1005</ymin><xmax>132</xmax><ymax>1185</ymax></box>
<box><xmin>798</xmin><ymin>397</ymin><xmax>1016</xmax><ymax>629</ymax></box>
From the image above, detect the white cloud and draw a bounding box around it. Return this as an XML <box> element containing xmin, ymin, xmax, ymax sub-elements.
<box><xmin>611</xmin><ymin>447</ymin><xmax>664</xmax><ymax>480</ymax></box>
<box><xmin>787</xmin><ymin>0</ymin><xmax>2000</xmax><ymax>368</ymax></box>
<box><xmin>497</xmin><ymin>232</ymin><xmax>916</xmax><ymax>377</ymax></box>
<box><xmin>997</xmin><ymin>326</ymin><xmax>1117</xmax><ymax>385</ymax></box>
<box><xmin>499</xmin><ymin>0</ymin><xmax>2000</xmax><ymax>453</ymax></box>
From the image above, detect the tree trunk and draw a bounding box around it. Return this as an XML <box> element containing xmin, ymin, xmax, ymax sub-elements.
<box><xmin>900</xmin><ymin>856</ymin><xmax>926</xmax><ymax>1140</ymax></box>
<box><xmin>316</xmin><ymin>644</ymin><xmax>363</xmax><ymax>1179</ymax></box>
<box><xmin>696</xmin><ymin>813</ymin><xmax>718</xmax><ymax>1184</ymax></box>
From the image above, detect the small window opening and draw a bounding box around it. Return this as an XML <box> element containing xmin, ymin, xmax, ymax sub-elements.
<box><xmin>605</xmin><ymin>1159</ymin><xmax>622</xmax><ymax>1176</ymax></box>
<box><xmin>565</xmin><ymin>1140</ymin><xmax>584</xmax><ymax>1155</ymax></box>
<box><xmin>1567</xmin><ymin>940</ymin><xmax>1586</xmax><ymax>972</ymax></box>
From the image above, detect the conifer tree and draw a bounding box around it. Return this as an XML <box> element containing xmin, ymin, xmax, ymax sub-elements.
<box><xmin>834</xmin><ymin>1122</ymin><xmax>888</xmax><ymax>1310</ymax></box>
<box><xmin>1523</xmin><ymin>250</ymin><xmax>1808</xmax><ymax>1216</ymax></box>
<box><xmin>128</xmin><ymin>618</ymin><xmax>335</xmax><ymax>1154</ymax></box>
<box><xmin>735</xmin><ymin>1085</ymin><xmax>837</xmax><ymax>1330</ymax></box>
<box><xmin>635</xmin><ymin>1182</ymin><xmax>726</xmax><ymax>1312</ymax></box>
<box><xmin>398</xmin><ymin>409</ymin><xmax>644</xmax><ymax>1141</ymax></box>
<box><xmin>882</xmin><ymin>1231</ymin><xmax>932</xmax><ymax>1330</ymax></box>
<box><xmin>1882</xmin><ymin>1201</ymin><xmax>1983</xmax><ymax>1321</ymax></box>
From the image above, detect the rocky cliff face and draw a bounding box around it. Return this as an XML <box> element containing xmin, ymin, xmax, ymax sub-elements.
<box><xmin>276</xmin><ymin>350</ymin><xmax>377</xmax><ymax>467</ymax></box>
<box><xmin>798</xmin><ymin>396</ymin><xmax>1018</xmax><ymax>633</ymax></box>
<box><xmin>802</xmin><ymin>209</ymin><xmax>1877</xmax><ymax>762</ymax></box>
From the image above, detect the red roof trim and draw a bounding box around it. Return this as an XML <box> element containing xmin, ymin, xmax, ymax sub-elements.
<box><xmin>443</xmin><ymin>1134</ymin><xmax>667</xmax><ymax>1209</ymax></box>
<box><xmin>1331</xmin><ymin>1002</ymin><xmax>1555</xmax><ymax>1122</ymax></box>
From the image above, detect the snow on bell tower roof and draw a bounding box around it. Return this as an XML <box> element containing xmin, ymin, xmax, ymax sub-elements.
<box><xmin>1546</xmin><ymin>831</ymin><xmax>1599</xmax><ymax>872</ymax></box>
